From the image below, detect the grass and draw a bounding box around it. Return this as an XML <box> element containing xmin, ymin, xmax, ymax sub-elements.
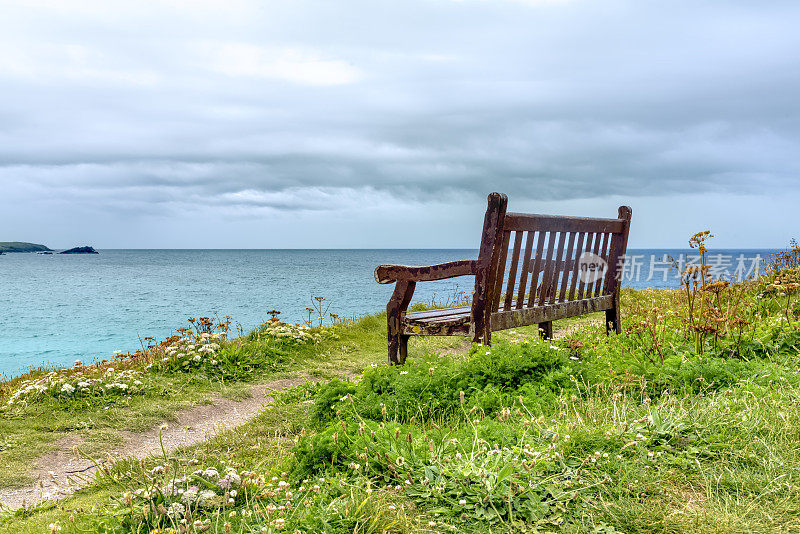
<box><xmin>1</xmin><ymin>241</ymin><xmax>799</xmax><ymax>533</ymax></box>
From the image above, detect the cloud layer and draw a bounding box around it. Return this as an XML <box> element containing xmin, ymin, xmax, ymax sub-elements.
<box><xmin>1</xmin><ymin>0</ymin><xmax>798</xmax><ymax>247</ymax></box>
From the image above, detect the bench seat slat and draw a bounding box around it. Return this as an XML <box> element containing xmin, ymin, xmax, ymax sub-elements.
<box><xmin>408</xmin><ymin>314</ymin><xmax>471</xmax><ymax>326</ymax></box>
<box><xmin>405</xmin><ymin>306</ymin><xmax>471</xmax><ymax>322</ymax></box>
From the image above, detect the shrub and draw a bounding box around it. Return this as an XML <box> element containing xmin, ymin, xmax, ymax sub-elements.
<box><xmin>151</xmin><ymin>331</ymin><xmax>286</xmax><ymax>381</ymax></box>
<box><xmin>310</xmin><ymin>341</ymin><xmax>577</xmax><ymax>428</ymax></box>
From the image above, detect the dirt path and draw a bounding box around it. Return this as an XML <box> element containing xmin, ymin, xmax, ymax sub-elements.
<box><xmin>0</xmin><ymin>376</ymin><xmax>313</xmax><ymax>511</ymax></box>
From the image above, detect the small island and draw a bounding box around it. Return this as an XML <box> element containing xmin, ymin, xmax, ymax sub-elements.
<box><xmin>59</xmin><ymin>246</ymin><xmax>99</xmax><ymax>254</ymax></box>
<box><xmin>0</xmin><ymin>241</ymin><xmax>52</xmax><ymax>253</ymax></box>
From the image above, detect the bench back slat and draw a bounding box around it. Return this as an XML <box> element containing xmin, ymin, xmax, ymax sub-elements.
<box><xmin>576</xmin><ymin>232</ymin><xmax>595</xmax><ymax>299</ymax></box>
<box><xmin>567</xmin><ymin>232</ymin><xmax>586</xmax><ymax>301</ymax></box>
<box><xmin>537</xmin><ymin>231</ymin><xmax>557</xmax><ymax>306</ymax></box>
<box><xmin>548</xmin><ymin>232</ymin><xmax>567</xmax><ymax>304</ymax></box>
<box><xmin>594</xmin><ymin>232</ymin><xmax>610</xmax><ymax>297</ymax></box>
<box><xmin>503</xmin><ymin>231</ymin><xmax>523</xmax><ymax>311</ymax></box>
<box><xmin>526</xmin><ymin>231</ymin><xmax>546</xmax><ymax>307</ymax></box>
<box><xmin>515</xmin><ymin>231</ymin><xmax>536</xmax><ymax>309</ymax></box>
<box><xmin>493</xmin><ymin>230</ymin><xmax>511</xmax><ymax>313</ymax></box>
<box><xmin>558</xmin><ymin>232</ymin><xmax>577</xmax><ymax>303</ymax></box>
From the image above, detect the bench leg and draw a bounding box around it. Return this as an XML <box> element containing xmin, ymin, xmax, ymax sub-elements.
<box><xmin>606</xmin><ymin>292</ymin><xmax>622</xmax><ymax>335</ymax></box>
<box><xmin>606</xmin><ymin>306</ymin><xmax>621</xmax><ymax>334</ymax></box>
<box><xmin>387</xmin><ymin>280</ymin><xmax>415</xmax><ymax>365</ymax></box>
<box><xmin>538</xmin><ymin>321</ymin><xmax>553</xmax><ymax>340</ymax></box>
<box><xmin>388</xmin><ymin>328</ymin><xmax>400</xmax><ymax>365</ymax></box>
<box><xmin>398</xmin><ymin>335</ymin><xmax>410</xmax><ymax>365</ymax></box>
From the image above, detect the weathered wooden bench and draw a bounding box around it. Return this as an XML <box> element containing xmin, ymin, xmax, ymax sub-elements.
<box><xmin>375</xmin><ymin>193</ymin><xmax>632</xmax><ymax>364</ymax></box>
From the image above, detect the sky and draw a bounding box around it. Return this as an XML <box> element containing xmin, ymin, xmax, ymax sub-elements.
<box><xmin>0</xmin><ymin>0</ymin><xmax>797</xmax><ymax>249</ymax></box>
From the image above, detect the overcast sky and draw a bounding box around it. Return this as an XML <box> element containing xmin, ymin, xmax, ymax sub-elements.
<box><xmin>1</xmin><ymin>0</ymin><xmax>797</xmax><ymax>249</ymax></box>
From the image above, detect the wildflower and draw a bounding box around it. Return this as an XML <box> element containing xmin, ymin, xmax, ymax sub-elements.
<box><xmin>201</xmin><ymin>467</ymin><xmax>220</xmax><ymax>481</ymax></box>
<box><xmin>166</xmin><ymin>502</ymin><xmax>186</xmax><ymax>519</ymax></box>
<box><xmin>226</xmin><ymin>469</ymin><xmax>242</xmax><ymax>487</ymax></box>
<box><xmin>459</xmin><ymin>499</ymin><xmax>467</xmax><ymax>505</ymax></box>
<box><xmin>60</xmin><ymin>383</ymin><xmax>75</xmax><ymax>395</ymax></box>
<box><xmin>399</xmin><ymin>371</ymin><xmax>408</xmax><ymax>375</ymax></box>
<box><xmin>181</xmin><ymin>487</ymin><xmax>199</xmax><ymax>504</ymax></box>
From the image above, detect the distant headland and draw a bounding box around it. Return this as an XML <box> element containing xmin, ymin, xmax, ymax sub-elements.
<box><xmin>0</xmin><ymin>242</ymin><xmax>51</xmax><ymax>253</ymax></box>
<box><xmin>0</xmin><ymin>242</ymin><xmax>98</xmax><ymax>254</ymax></box>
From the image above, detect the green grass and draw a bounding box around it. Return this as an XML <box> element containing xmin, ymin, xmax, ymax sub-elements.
<box><xmin>2</xmin><ymin>259</ymin><xmax>800</xmax><ymax>533</ymax></box>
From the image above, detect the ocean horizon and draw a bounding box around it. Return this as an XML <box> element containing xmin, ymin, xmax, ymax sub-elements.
<box><xmin>0</xmin><ymin>248</ymin><xmax>776</xmax><ymax>378</ymax></box>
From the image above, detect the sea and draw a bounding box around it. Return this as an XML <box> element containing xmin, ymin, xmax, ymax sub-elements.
<box><xmin>0</xmin><ymin>248</ymin><xmax>775</xmax><ymax>378</ymax></box>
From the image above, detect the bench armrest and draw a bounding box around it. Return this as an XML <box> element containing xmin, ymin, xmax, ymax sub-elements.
<box><xmin>375</xmin><ymin>260</ymin><xmax>479</xmax><ymax>284</ymax></box>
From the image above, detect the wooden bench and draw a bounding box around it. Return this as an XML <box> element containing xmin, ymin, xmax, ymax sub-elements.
<box><xmin>375</xmin><ymin>193</ymin><xmax>632</xmax><ymax>364</ymax></box>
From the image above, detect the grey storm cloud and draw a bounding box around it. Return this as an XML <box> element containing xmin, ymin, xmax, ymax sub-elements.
<box><xmin>0</xmin><ymin>0</ymin><xmax>798</xmax><ymax>247</ymax></box>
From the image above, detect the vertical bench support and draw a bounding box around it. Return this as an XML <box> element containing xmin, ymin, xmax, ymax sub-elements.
<box><xmin>603</xmin><ymin>206</ymin><xmax>632</xmax><ymax>334</ymax></box>
<box><xmin>471</xmin><ymin>193</ymin><xmax>508</xmax><ymax>345</ymax></box>
<box><xmin>387</xmin><ymin>280</ymin><xmax>415</xmax><ymax>365</ymax></box>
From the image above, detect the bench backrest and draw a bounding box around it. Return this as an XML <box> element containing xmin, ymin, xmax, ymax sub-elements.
<box><xmin>469</xmin><ymin>193</ymin><xmax>631</xmax><ymax>340</ymax></box>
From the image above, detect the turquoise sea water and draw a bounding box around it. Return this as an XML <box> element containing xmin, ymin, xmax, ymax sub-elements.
<box><xmin>0</xmin><ymin>249</ymin><xmax>774</xmax><ymax>377</ymax></box>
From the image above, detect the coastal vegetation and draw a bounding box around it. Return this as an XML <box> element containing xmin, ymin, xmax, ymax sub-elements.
<box><xmin>0</xmin><ymin>237</ymin><xmax>799</xmax><ymax>533</ymax></box>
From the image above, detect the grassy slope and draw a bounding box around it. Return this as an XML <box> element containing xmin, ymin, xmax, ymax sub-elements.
<box><xmin>1</xmin><ymin>273</ymin><xmax>799</xmax><ymax>532</ymax></box>
<box><xmin>0</xmin><ymin>311</ymin><xmax>552</xmax><ymax>488</ymax></box>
